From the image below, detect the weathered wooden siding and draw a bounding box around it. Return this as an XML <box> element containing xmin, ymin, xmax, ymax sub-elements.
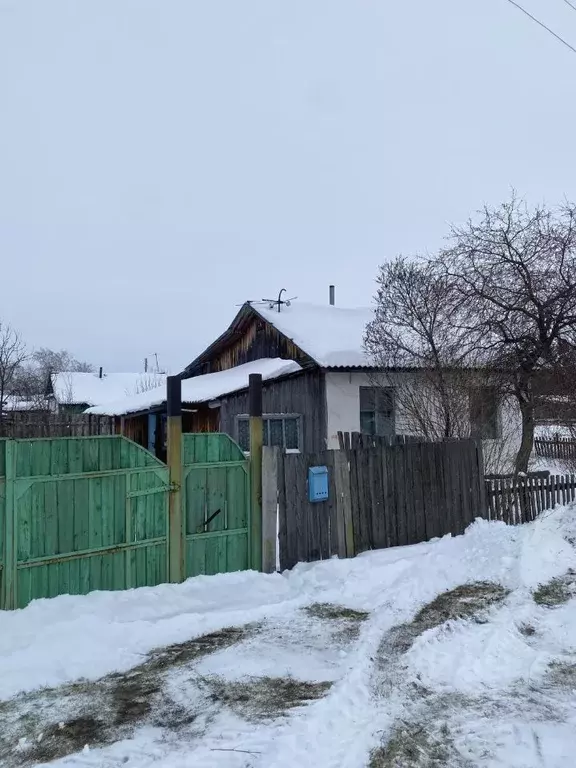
<box><xmin>183</xmin><ymin>406</ymin><xmax>220</xmax><ymax>434</ymax></box>
<box><xmin>219</xmin><ymin>370</ymin><xmax>327</xmax><ymax>453</ymax></box>
<box><xmin>194</xmin><ymin>316</ymin><xmax>313</xmax><ymax>375</ymax></box>
<box><xmin>121</xmin><ymin>414</ymin><xmax>147</xmax><ymax>446</ymax></box>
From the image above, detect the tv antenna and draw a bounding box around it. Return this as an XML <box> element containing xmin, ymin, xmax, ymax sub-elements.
<box><xmin>261</xmin><ymin>288</ymin><xmax>297</xmax><ymax>313</ymax></box>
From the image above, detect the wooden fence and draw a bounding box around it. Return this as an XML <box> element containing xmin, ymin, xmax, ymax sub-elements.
<box><xmin>1</xmin><ymin>433</ymin><xmax>252</xmax><ymax>610</ymax></box>
<box><xmin>0</xmin><ymin>412</ymin><xmax>116</xmax><ymax>438</ymax></box>
<box><xmin>485</xmin><ymin>473</ymin><xmax>576</xmax><ymax>524</ymax></box>
<box><xmin>337</xmin><ymin>431</ymin><xmax>421</xmax><ymax>450</ymax></box>
<box><xmin>534</xmin><ymin>436</ymin><xmax>576</xmax><ymax>461</ymax></box>
<box><xmin>268</xmin><ymin>439</ymin><xmax>486</xmax><ymax>570</ymax></box>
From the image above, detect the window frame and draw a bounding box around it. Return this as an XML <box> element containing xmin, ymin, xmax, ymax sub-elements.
<box><xmin>235</xmin><ymin>413</ymin><xmax>302</xmax><ymax>454</ymax></box>
<box><xmin>359</xmin><ymin>385</ymin><xmax>396</xmax><ymax>437</ymax></box>
<box><xmin>469</xmin><ymin>386</ymin><xmax>501</xmax><ymax>440</ymax></box>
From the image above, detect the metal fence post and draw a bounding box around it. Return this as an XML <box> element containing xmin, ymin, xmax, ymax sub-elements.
<box><xmin>167</xmin><ymin>376</ymin><xmax>184</xmax><ymax>583</ymax></box>
<box><xmin>2</xmin><ymin>440</ymin><xmax>17</xmax><ymax>610</ymax></box>
<box><xmin>249</xmin><ymin>374</ymin><xmax>263</xmax><ymax>571</ymax></box>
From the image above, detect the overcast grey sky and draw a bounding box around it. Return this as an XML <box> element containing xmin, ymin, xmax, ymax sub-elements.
<box><xmin>1</xmin><ymin>0</ymin><xmax>576</xmax><ymax>372</ymax></box>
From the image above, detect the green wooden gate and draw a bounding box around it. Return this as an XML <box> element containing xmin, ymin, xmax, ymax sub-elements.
<box><xmin>0</xmin><ymin>436</ymin><xmax>170</xmax><ymax>610</ymax></box>
<box><xmin>1</xmin><ymin>433</ymin><xmax>252</xmax><ymax>610</ymax></box>
<box><xmin>182</xmin><ymin>434</ymin><xmax>251</xmax><ymax>578</ymax></box>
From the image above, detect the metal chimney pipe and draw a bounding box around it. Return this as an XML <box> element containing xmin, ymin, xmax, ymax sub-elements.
<box><xmin>329</xmin><ymin>285</ymin><xmax>335</xmax><ymax>306</ymax></box>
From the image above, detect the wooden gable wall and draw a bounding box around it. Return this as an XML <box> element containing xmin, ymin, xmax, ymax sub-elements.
<box><xmin>195</xmin><ymin>314</ymin><xmax>313</xmax><ymax>375</ymax></box>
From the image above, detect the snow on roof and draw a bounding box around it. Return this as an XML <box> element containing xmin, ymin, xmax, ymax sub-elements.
<box><xmin>51</xmin><ymin>372</ymin><xmax>166</xmax><ymax>407</ymax></box>
<box><xmin>86</xmin><ymin>359</ymin><xmax>302</xmax><ymax>416</ymax></box>
<box><xmin>254</xmin><ymin>302</ymin><xmax>375</xmax><ymax>368</ymax></box>
<box><xmin>1</xmin><ymin>396</ymin><xmax>47</xmax><ymax>412</ymax></box>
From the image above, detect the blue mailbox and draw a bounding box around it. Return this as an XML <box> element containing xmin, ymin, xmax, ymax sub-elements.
<box><xmin>308</xmin><ymin>465</ymin><xmax>329</xmax><ymax>503</ymax></box>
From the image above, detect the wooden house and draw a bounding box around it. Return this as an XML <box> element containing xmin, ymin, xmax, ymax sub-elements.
<box><xmin>49</xmin><ymin>371</ymin><xmax>165</xmax><ymax>414</ymax></box>
<box><xmin>88</xmin><ymin>296</ymin><xmax>518</xmax><ymax>464</ymax></box>
<box><xmin>86</xmin><ymin>358</ymin><xmax>303</xmax><ymax>461</ymax></box>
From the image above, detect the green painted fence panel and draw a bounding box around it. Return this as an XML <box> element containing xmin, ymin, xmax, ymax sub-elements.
<box><xmin>0</xmin><ymin>440</ymin><xmax>6</xmax><ymax>605</ymax></box>
<box><xmin>183</xmin><ymin>433</ymin><xmax>250</xmax><ymax>578</ymax></box>
<box><xmin>1</xmin><ymin>436</ymin><xmax>170</xmax><ymax>610</ymax></box>
<box><xmin>1</xmin><ymin>433</ymin><xmax>254</xmax><ymax>611</ymax></box>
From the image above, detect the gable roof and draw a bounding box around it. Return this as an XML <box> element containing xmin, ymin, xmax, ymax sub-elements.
<box><xmin>255</xmin><ymin>302</ymin><xmax>374</xmax><ymax>368</ymax></box>
<box><xmin>86</xmin><ymin>358</ymin><xmax>302</xmax><ymax>416</ymax></box>
<box><xmin>50</xmin><ymin>372</ymin><xmax>166</xmax><ymax>407</ymax></box>
<box><xmin>183</xmin><ymin>301</ymin><xmax>375</xmax><ymax>374</ymax></box>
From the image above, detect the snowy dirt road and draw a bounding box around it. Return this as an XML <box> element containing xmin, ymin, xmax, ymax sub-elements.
<box><xmin>1</xmin><ymin>507</ymin><xmax>576</xmax><ymax>768</ymax></box>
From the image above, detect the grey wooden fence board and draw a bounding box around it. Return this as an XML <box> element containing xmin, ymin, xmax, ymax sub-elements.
<box><xmin>273</xmin><ymin>439</ymin><xmax>572</xmax><ymax>571</ymax></box>
<box><xmin>278</xmin><ymin>435</ymin><xmax>490</xmax><ymax>568</ymax></box>
<box><xmin>333</xmin><ymin>451</ymin><xmax>351</xmax><ymax>557</ymax></box>
<box><xmin>382</xmin><ymin>449</ymin><xmax>394</xmax><ymax>548</ymax></box>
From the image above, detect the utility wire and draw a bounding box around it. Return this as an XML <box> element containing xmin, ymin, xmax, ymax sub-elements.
<box><xmin>563</xmin><ymin>0</ymin><xmax>576</xmax><ymax>13</ymax></box>
<box><xmin>504</xmin><ymin>0</ymin><xmax>576</xmax><ymax>55</ymax></box>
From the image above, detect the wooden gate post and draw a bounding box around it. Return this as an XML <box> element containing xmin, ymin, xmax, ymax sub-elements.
<box><xmin>167</xmin><ymin>376</ymin><xmax>185</xmax><ymax>583</ymax></box>
<box><xmin>249</xmin><ymin>373</ymin><xmax>263</xmax><ymax>571</ymax></box>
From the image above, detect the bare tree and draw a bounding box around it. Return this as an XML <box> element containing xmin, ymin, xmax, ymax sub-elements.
<box><xmin>442</xmin><ymin>195</ymin><xmax>576</xmax><ymax>473</ymax></box>
<box><xmin>365</xmin><ymin>196</ymin><xmax>576</xmax><ymax>474</ymax></box>
<box><xmin>12</xmin><ymin>347</ymin><xmax>94</xmax><ymax>403</ymax></box>
<box><xmin>0</xmin><ymin>322</ymin><xmax>27</xmax><ymax>432</ymax></box>
<box><xmin>364</xmin><ymin>257</ymin><xmax>479</xmax><ymax>441</ymax></box>
<box><xmin>32</xmin><ymin>348</ymin><xmax>93</xmax><ymax>376</ymax></box>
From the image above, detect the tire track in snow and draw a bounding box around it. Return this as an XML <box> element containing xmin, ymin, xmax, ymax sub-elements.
<box><xmin>259</xmin><ymin>607</ymin><xmax>402</xmax><ymax>768</ymax></box>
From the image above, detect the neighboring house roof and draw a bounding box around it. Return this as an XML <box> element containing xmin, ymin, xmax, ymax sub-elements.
<box><xmin>86</xmin><ymin>358</ymin><xmax>302</xmax><ymax>416</ymax></box>
<box><xmin>183</xmin><ymin>301</ymin><xmax>375</xmax><ymax>375</ymax></box>
<box><xmin>50</xmin><ymin>372</ymin><xmax>166</xmax><ymax>407</ymax></box>
<box><xmin>1</xmin><ymin>396</ymin><xmax>47</xmax><ymax>412</ymax></box>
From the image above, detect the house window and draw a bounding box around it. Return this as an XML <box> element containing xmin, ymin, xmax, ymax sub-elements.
<box><xmin>359</xmin><ymin>386</ymin><xmax>395</xmax><ymax>436</ymax></box>
<box><xmin>470</xmin><ymin>387</ymin><xmax>500</xmax><ymax>439</ymax></box>
<box><xmin>236</xmin><ymin>414</ymin><xmax>301</xmax><ymax>453</ymax></box>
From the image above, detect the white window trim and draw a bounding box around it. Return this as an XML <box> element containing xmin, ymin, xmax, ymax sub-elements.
<box><xmin>235</xmin><ymin>413</ymin><xmax>302</xmax><ymax>454</ymax></box>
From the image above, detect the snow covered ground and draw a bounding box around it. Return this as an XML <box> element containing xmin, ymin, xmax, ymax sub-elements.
<box><xmin>1</xmin><ymin>507</ymin><xmax>576</xmax><ymax>767</ymax></box>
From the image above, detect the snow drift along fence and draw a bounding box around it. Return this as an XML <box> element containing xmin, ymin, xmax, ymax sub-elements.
<box><xmin>269</xmin><ymin>439</ymin><xmax>486</xmax><ymax>570</ymax></box>
<box><xmin>485</xmin><ymin>473</ymin><xmax>576</xmax><ymax>525</ymax></box>
<box><xmin>534</xmin><ymin>437</ymin><xmax>576</xmax><ymax>461</ymax></box>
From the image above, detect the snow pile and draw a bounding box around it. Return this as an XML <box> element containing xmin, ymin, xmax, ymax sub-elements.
<box><xmin>1</xmin><ymin>507</ymin><xmax>576</xmax><ymax>767</ymax></box>
<box><xmin>254</xmin><ymin>302</ymin><xmax>375</xmax><ymax>368</ymax></box>
<box><xmin>51</xmin><ymin>371</ymin><xmax>166</xmax><ymax>407</ymax></box>
<box><xmin>86</xmin><ymin>359</ymin><xmax>302</xmax><ymax>416</ymax></box>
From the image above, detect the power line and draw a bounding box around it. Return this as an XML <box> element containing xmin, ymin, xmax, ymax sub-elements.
<box><xmin>504</xmin><ymin>0</ymin><xmax>576</xmax><ymax>55</ymax></box>
<box><xmin>563</xmin><ymin>0</ymin><xmax>576</xmax><ymax>13</ymax></box>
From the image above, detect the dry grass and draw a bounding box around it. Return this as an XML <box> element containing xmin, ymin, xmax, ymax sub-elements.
<box><xmin>380</xmin><ymin>583</ymin><xmax>510</xmax><ymax>658</ymax></box>
<box><xmin>304</xmin><ymin>603</ymin><xmax>370</xmax><ymax>622</ymax></box>
<box><xmin>546</xmin><ymin>661</ymin><xmax>576</xmax><ymax>689</ymax></box>
<box><xmin>205</xmin><ymin>675</ymin><xmax>332</xmax><ymax>721</ymax></box>
<box><xmin>533</xmin><ymin>572</ymin><xmax>575</xmax><ymax>607</ymax></box>
<box><xmin>0</xmin><ymin>625</ymin><xmax>254</xmax><ymax>767</ymax></box>
<box><xmin>369</xmin><ymin>722</ymin><xmax>458</xmax><ymax>768</ymax></box>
